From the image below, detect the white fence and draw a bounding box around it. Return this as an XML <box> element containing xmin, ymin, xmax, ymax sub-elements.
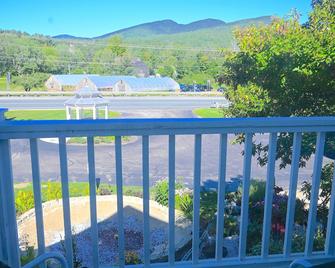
<box><xmin>0</xmin><ymin>116</ymin><xmax>335</xmax><ymax>267</ymax></box>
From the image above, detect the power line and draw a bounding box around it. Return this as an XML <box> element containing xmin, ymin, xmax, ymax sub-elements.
<box><xmin>0</xmin><ymin>56</ymin><xmax>221</xmax><ymax>70</ymax></box>
<box><xmin>0</xmin><ymin>40</ymin><xmax>223</xmax><ymax>53</ymax></box>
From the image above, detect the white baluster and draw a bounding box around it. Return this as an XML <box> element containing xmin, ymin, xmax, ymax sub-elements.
<box><xmin>115</xmin><ymin>136</ymin><xmax>125</xmax><ymax>267</ymax></box>
<box><xmin>261</xmin><ymin>132</ymin><xmax>278</xmax><ymax>258</ymax></box>
<box><xmin>142</xmin><ymin>136</ymin><xmax>150</xmax><ymax>267</ymax></box>
<box><xmin>168</xmin><ymin>135</ymin><xmax>176</xmax><ymax>265</ymax></box>
<box><xmin>87</xmin><ymin>137</ymin><xmax>99</xmax><ymax>267</ymax></box>
<box><xmin>0</xmin><ymin>139</ymin><xmax>20</xmax><ymax>268</ymax></box>
<box><xmin>30</xmin><ymin>138</ymin><xmax>46</xmax><ymax>268</ymax></box>
<box><xmin>239</xmin><ymin>133</ymin><xmax>253</xmax><ymax>260</ymax></box>
<box><xmin>192</xmin><ymin>134</ymin><xmax>202</xmax><ymax>264</ymax></box>
<box><xmin>305</xmin><ymin>132</ymin><xmax>326</xmax><ymax>256</ymax></box>
<box><xmin>58</xmin><ymin>137</ymin><xmax>74</xmax><ymax>268</ymax></box>
<box><xmin>284</xmin><ymin>132</ymin><xmax>302</xmax><ymax>257</ymax></box>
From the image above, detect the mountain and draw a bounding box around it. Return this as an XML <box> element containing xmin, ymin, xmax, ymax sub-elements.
<box><xmin>95</xmin><ymin>18</ymin><xmax>226</xmax><ymax>39</ymax></box>
<box><xmin>53</xmin><ymin>16</ymin><xmax>272</xmax><ymax>40</ymax></box>
<box><xmin>52</xmin><ymin>34</ymin><xmax>89</xmax><ymax>40</ymax></box>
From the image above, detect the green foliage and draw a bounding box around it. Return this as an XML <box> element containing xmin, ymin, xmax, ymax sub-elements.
<box><xmin>179</xmin><ymin>72</ymin><xmax>214</xmax><ymax>86</ymax></box>
<box><xmin>152</xmin><ymin>179</ymin><xmax>183</xmax><ymax>206</ymax></box>
<box><xmin>43</xmin><ymin>181</ymin><xmax>62</xmax><ymax>201</ymax></box>
<box><xmin>6</xmin><ymin>109</ymin><xmax>120</xmax><ymax>120</ymax></box>
<box><xmin>301</xmin><ymin>162</ymin><xmax>334</xmax><ymax>234</ymax></box>
<box><xmin>98</xmin><ymin>185</ymin><xmax>113</xmax><ymax>195</ymax></box>
<box><xmin>175</xmin><ymin>192</ymin><xmax>193</xmax><ymax>220</ymax></box>
<box><xmin>0</xmin><ymin>76</ymin><xmax>7</xmax><ymax>90</ymax></box>
<box><xmin>14</xmin><ymin>182</ymin><xmax>146</xmax><ymax>215</ymax></box>
<box><xmin>199</xmin><ymin>190</ymin><xmax>218</xmax><ymax>226</ymax></box>
<box><xmin>20</xmin><ymin>234</ymin><xmax>36</xmax><ymax>266</ymax></box>
<box><xmin>157</xmin><ymin>65</ymin><xmax>176</xmax><ymax>78</ymax></box>
<box><xmin>219</xmin><ymin>2</ymin><xmax>335</xmax><ymax>167</ymax></box>
<box><xmin>107</xmin><ymin>36</ymin><xmax>127</xmax><ymax>57</ymax></box>
<box><xmin>193</xmin><ymin>108</ymin><xmax>228</xmax><ymax>118</ymax></box>
<box><xmin>125</xmin><ymin>251</ymin><xmax>141</xmax><ymax>265</ymax></box>
<box><xmin>12</xmin><ymin>72</ymin><xmax>49</xmax><ymax>91</ymax></box>
<box><xmin>224</xmin><ymin>83</ymin><xmax>270</xmax><ymax>117</ymax></box>
<box><xmin>0</xmin><ymin>16</ymin><xmax>271</xmax><ymax>89</ymax></box>
<box><xmin>60</xmin><ymin>229</ymin><xmax>83</xmax><ymax>268</ymax></box>
<box><xmin>249</xmin><ymin>180</ymin><xmax>266</xmax><ymax>203</ymax></box>
<box><xmin>226</xmin><ymin>180</ymin><xmax>307</xmax><ymax>255</ymax></box>
<box><xmin>15</xmin><ymin>191</ymin><xmax>35</xmax><ymax>215</ymax></box>
<box><xmin>152</xmin><ymin>179</ymin><xmax>170</xmax><ymax>206</ymax></box>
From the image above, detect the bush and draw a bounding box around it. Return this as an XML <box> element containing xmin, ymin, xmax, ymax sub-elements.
<box><xmin>20</xmin><ymin>234</ymin><xmax>35</xmax><ymax>266</ymax></box>
<box><xmin>12</xmin><ymin>72</ymin><xmax>49</xmax><ymax>91</ymax></box>
<box><xmin>124</xmin><ymin>188</ymin><xmax>142</xmax><ymax>198</ymax></box>
<box><xmin>152</xmin><ymin>179</ymin><xmax>182</xmax><ymax>206</ymax></box>
<box><xmin>125</xmin><ymin>251</ymin><xmax>141</xmax><ymax>265</ymax></box>
<box><xmin>15</xmin><ymin>191</ymin><xmax>35</xmax><ymax>215</ymax></box>
<box><xmin>175</xmin><ymin>192</ymin><xmax>193</xmax><ymax>220</ymax></box>
<box><xmin>200</xmin><ymin>190</ymin><xmax>218</xmax><ymax>226</ymax></box>
<box><xmin>98</xmin><ymin>185</ymin><xmax>113</xmax><ymax>195</ymax></box>
<box><xmin>153</xmin><ymin>179</ymin><xmax>169</xmax><ymax>206</ymax></box>
<box><xmin>43</xmin><ymin>181</ymin><xmax>62</xmax><ymax>201</ymax></box>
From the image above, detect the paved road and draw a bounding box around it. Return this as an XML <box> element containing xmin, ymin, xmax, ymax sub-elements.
<box><xmin>0</xmin><ymin>96</ymin><xmax>228</xmax><ymax>111</ymax></box>
<box><xmin>10</xmin><ymin>109</ymin><xmax>317</xmax><ymax>189</ymax></box>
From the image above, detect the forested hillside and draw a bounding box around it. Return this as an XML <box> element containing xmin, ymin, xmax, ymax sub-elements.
<box><xmin>0</xmin><ymin>16</ymin><xmax>271</xmax><ymax>90</ymax></box>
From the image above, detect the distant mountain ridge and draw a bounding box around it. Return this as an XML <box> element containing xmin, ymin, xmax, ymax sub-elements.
<box><xmin>53</xmin><ymin>16</ymin><xmax>272</xmax><ymax>40</ymax></box>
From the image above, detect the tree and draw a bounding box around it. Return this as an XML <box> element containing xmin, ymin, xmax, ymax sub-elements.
<box><xmin>220</xmin><ymin>0</ymin><xmax>335</xmax><ymax>167</ymax></box>
<box><xmin>107</xmin><ymin>36</ymin><xmax>127</xmax><ymax>57</ymax></box>
<box><xmin>12</xmin><ymin>72</ymin><xmax>49</xmax><ymax>91</ymax></box>
<box><xmin>157</xmin><ymin>65</ymin><xmax>176</xmax><ymax>78</ymax></box>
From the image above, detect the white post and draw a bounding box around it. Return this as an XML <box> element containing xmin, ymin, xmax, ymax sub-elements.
<box><xmin>76</xmin><ymin>107</ymin><xmax>80</xmax><ymax>120</ymax></box>
<box><xmin>66</xmin><ymin>106</ymin><xmax>71</xmax><ymax>120</ymax></box>
<box><xmin>0</xmin><ymin>140</ymin><xmax>20</xmax><ymax>267</ymax></box>
<box><xmin>105</xmin><ymin>106</ymin><xmax>108</xmax><ymax>119</ymax></box>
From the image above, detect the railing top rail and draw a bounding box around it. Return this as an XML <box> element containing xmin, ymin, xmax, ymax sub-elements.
<box><xmin>1</xmin><ymin>116</ymin><xmax>335</xmax><ymax>139</ymax></box>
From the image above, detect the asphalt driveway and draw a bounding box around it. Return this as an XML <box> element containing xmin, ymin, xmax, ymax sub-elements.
<box><xmin>10</xmin><ymin>109</ymin><xmax>317</xmax><ymax>189</ymax></box>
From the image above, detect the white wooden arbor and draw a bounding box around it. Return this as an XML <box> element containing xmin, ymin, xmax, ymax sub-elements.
<box><xmin>64</xmin><ymin>86</ymin><xmax>109</xmax><ymax>120</ymax></box>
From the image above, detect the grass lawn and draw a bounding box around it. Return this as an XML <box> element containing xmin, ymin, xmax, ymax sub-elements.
<box><xmin>6</xmin><ymin>109</ymin><xmax>121</xmax><ymax>120</ymax></box>
<box><xmin>14</xmin><ymin>181</ymin><xmax>146</xmax><ymax>198</ymax></box>
<box><xmin>68</xmin><ymin>136</ymin><xmax>132</xmax><ymax>144</ymax></box>
<box><xmin>193</xmin><ymin>108</ymin><xmax>227</xmax><ymax>118</ymax></box>
<box><xmin>14</xmin><ymin>181</ymin><xmax>152</xmax><ymax>215</ymax></box>
<box><xmin>0</xmin><ymin>76</ymin><xmax>25</xmax><ymax>91</ymax></box>
<box><xmin>0</xmin><ymin>77</ymin><xmax>6</xmax><ymax>90</ymax></box>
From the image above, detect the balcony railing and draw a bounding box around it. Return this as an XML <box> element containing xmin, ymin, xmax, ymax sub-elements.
<box><xmin>0</xmin><ymin>116</ymin><xmax>335</xmax><ymax>267</ymax></box>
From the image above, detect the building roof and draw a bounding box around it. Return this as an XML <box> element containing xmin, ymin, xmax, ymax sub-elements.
<box><xmin>64</xmin><ymin>86</ymin><xmax>109</xmax><ymax>107</ymax></box>
<box><xmin>50</xmin><ymin>74</ymin><xmax>180</xmax><ymax>91</ymax></box>
<box><xmin>52</xmin><ymin>74</ymin><xmax>98</xmax><ymax>86</ymax></box>
<box><xmin>88</xmin><ymin>76</ymin><xmax>134</xmax><ymax>88</ymax></box>
<box><xmin>119</xmin><ymin>77</ymin><xmax>180</xmax><ymax>91</ymax></box>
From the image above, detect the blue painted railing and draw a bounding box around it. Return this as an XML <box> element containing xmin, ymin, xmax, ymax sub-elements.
<box><xmin>0</xmin><ymin>116</ymin><xmax>335</xmax><ymax>267</ymax></box>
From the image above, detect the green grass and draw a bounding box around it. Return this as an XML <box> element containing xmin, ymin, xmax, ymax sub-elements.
<box><xmin>14</xmin><ymin>181</ymin><xmax>152</xmax><ymax>215</ymax></box>
<box><xmin>193</xmin><ymin>108</ymin><xmax>227</xmax><ymax>118</ymax></box>
<box><xmin>14</xmin><ymin>182</ymin><xmax>145</xmax><ymax>198</ymax></box>
<box><xmin>6</xmin><ymin>109</ymin><xmax>121</xmax><ymax>120</ymax></box>
<box><xmin>0</xmin><ymin>76</ymin><xmax>25</xmax><ymax>91</ymax></box>
<box><xmin>0</xmin><ymin>77</ymin><xmax>6</xmax><ymax>90</ymax></box>
<box><xmin>68</xmin><ymin>136</ymin><xmax>131</xmax><ymax>144</ymax></box>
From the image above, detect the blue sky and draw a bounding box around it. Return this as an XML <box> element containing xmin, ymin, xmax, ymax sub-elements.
<box><xmin>1</xmin><ymin>0</ymin><xmax>312</xmax><ymax>37</ymax></box>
